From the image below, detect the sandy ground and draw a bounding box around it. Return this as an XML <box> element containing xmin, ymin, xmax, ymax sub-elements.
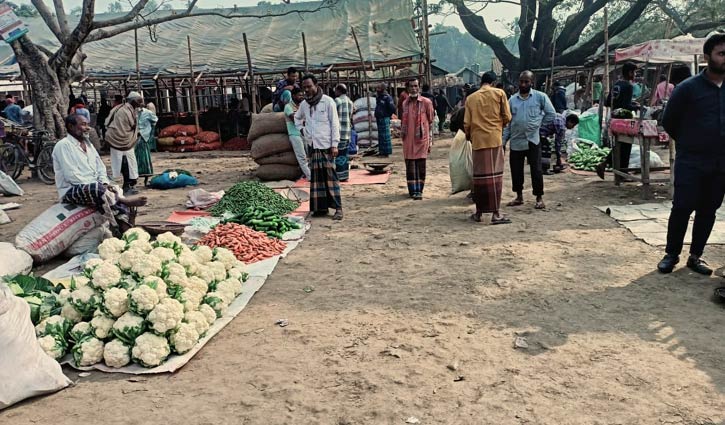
<box><xmin>2</xmin><ymin>137</ymin><xmax>725</xmax><ymax>425</ymax></box>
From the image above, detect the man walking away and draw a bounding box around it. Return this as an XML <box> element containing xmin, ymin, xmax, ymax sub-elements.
<box><xmin>400</xmin><ymin>79</ymin><xmax>435</xmax><ymax>200</ymax></box>
<box><xmin>435</xmin><ymin>89</ymin><xmax>452</xmax><ymax>133</ymax></box>
<box><xmin>653</xmin><ymin>74</ymin><xmax>675</xmax><ymax>106</ymax></box>
<box><xmin>282</xmin><ymin>89</ymin><xmax>311</xmax><ymax>181</ymax></box>
<box><xmin>295</xmin><ymin>74</ymin><xmax>343</xmax><ymax>220</ymax></box>
<box><xmin>106</xmin><ymin>91</ymin><xmax>143</xmax><ymax>196</ymax></box>
<box><xmin>375</xmin><ymin>83</ymin><xmax>396</xmax><ymax>158</ymax></box>
<box><xmin>596</xmin><ymin>62</ymin><xmax>640</xmax><ymax>179</ymax></box>
<box><xmin>657</xmin><ymin>34</ymin><xmax>725</xmax><ymax>275</ymax></box>
<box><xmin>464</xmin><ymin>71</ymin><xmax>512</xmax><ymax>224</ymax></box>
<box><xmin>592</xmin><ymin>75</ymin><xmax>603</xmax><ymax>105</ymax></box>
<box><xmin>551</xmin><ymin>81</ymin><xmax>567</xmax><ymax>113</ymax></box>
<box><xmin>334</xmin><ymin>84</ymin><xmax>354</xmax><ymax>182</ymax></box>
<box><xmin>503</xmin><ymin>71</ymin><xmax>556</xmax><ymax>210</ymax></box>
<box><xmin>540</xmin><ymin>113</ymin><xmax>579</xmax><ymax>174</ymax></box>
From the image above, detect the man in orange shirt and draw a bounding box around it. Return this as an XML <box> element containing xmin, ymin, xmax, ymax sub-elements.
<box><xmin>464</xmin><ymin>71</ymin><xmax>512</xmax><ymax>224</ymax></box>
<box><xmin>401</xmin><ymin>78</ymin><xmax>435</xmax><ymax>200</ymax></box>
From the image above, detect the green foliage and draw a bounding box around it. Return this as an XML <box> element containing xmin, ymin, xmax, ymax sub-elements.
<box><xmin>2</xmin><ymin>1</ymin><xmax>38</xmax><ymax>17</ymax></box>
<box><xmin>430</xmin><ymin>23</ymin><xmax>517</xmax><ymax>74</ymax></box>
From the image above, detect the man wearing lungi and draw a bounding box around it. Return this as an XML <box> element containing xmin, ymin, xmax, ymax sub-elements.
<box><xmin>464</xmin><ymin>71</ymin><xmax>512</xmax><ymax>224</ymax></box>
<box><xmin>375</xmin><ymin>83</ymin><xmax>396</xmax><ymax>158</ymax></box>
<box><xmin>400</xmin><ymin>79</ymin><xmax>435</xmax><ymax>200</ymax></box>
<box><xmin>334</xmin><ymin>84</ymin><xmax>354</xmax><ymax>182</ymax></box>
<box><xmin>105</xmin><ymin>91</ymin><xmax>143</xmax><ymax>195</ymax></box>
<box><xmin>53</xmin><ymin>114</ymin><xmax>147</xmax><ymax>236</ymax></box>
<box><xmin>295</xmin><ymin>74</ymin><xmax>344</xmax><ymax>220</ymax></box>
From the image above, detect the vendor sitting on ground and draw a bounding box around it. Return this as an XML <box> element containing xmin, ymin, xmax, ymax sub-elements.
<box><xmin>52</xmin><ymin>114</ymin><xmax>147</xmax><ymax>236</ymax></box>
<box><xmin>539</xmin><ymin>113</ymin><xmax>579</xmax><ymax>174</ymax></box>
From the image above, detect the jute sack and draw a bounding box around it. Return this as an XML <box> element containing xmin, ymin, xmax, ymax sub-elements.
<box><xmin>250</xmin><ymin>133</ymin><xmax>293</xmax><ymax>160</ymax></box>
<box><xmin>255</xmin><ymin>164</ymin><xmax>302</xmax><ymax>181</ymax></box>
<box><xmin>255</xmin><ymin>151</ymin><xmax>299</xmax><ymax>166</ymax></box>
<box><xmin>248</xmin><ymin>113</ymin><xmax>287</xmax><ymax>142</ymax></box>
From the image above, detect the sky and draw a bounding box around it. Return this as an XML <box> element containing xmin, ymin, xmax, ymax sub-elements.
<box><xmin>24</xmin><ymin>0</ymin><xmax>519</xmax><ymax>37</ymax></box>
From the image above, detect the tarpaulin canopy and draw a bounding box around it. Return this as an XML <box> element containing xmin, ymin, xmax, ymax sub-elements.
<box><xmin>614</xmin><ymin>35</ymin><xmax>705</xmax><ymax>64</ymax></box>
<box><xmin>0</xmin><ymin>0</ymin><xmax>421</xmax><ymax>77</ymax></box>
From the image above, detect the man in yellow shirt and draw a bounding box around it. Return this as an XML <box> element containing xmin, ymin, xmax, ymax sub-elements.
<box><xmin>464</xmin><ymin>71</ymin><xmax>512</xmax><ymax>224</ymax></box>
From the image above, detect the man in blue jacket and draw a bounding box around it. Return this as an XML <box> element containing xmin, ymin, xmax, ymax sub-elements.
<box><xmin>375</xmin><ymin>83</ymin><xmax>396</xmax><ymax>158</ymax></box>
<box><xmin>657</xmin><ymin>34</ymin><xmax>725</xmax><ymax>274</ymax></box>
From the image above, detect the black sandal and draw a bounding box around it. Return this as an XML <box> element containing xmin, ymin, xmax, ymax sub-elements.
<box><xmin>332</xmin><ymin>210</ymin><xmax>344</xmax><ymax>220</ymax></box>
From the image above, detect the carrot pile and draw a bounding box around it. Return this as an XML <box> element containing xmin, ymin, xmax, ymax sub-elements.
<box><xmin>196</xmin><ymin>223</ymin><xmax>287</xmax><ymax>263</ymax></box>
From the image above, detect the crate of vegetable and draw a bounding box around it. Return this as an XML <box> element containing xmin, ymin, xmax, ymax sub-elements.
<box><xmin>196</xmin><ymin>223</ymin><xmax>287</xmax><ymax>264</ymax></box>
<box><xmin>209</xmin><ymin>181</ymin><xmax>298</xmax><ymax>217</ymax></box>
<box><xmin>568</xmin><ymin>144</ymin><xmax>611</xmax><ymax>171</ymax></box>
<box><xmin>223</xmin><ymin>206</ymin><xmax>301</xmax><ymax>239</ymax></box>
<box><xmin>28</xmin><ymin>228</ymin><xmax>249</xmax><ymax>370</ymax></box>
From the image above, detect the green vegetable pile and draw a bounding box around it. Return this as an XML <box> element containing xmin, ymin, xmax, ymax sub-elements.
<box><xmin>224</xmin><ymin>206</ymin><xmax>301</xmax><ymax>239</ymax></box>
<box><xmin>209</xmin><ymin>181</ymin><xmax>299</xmax><ymax>217</ymax></box>
<box><xmin>568</xmin><ymin>144</ymin><xmax>611</xmax><ymax>171</ymax></box>
<box><xmin>4</xmin><ymin>274</ymin><xmax>62</xmax><ymax>325</ymax></box>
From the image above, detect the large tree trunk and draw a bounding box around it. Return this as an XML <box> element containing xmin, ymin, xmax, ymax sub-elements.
<box><xmin>10</xmin><ymin>35</ymin><xmax>69</xmax><ymax>139</ymax></box>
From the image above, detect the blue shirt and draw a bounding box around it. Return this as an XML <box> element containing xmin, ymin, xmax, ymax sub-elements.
<box><xmin>662</xmin><ymin>70</ymin><xmax>725</xmax><ymax>159</ymax></box>
<box><xmin>3</xmin><ymin>104</ymin><xmax>22</xmax><ymax>123</ymax></box>
<box><xmin>503</xmin><ymin>90</ymin><xmax>556</xmax><ymax>151</ymax></box>
<box><xmin>374</xmin><ymin>93</ymin><xmax>395</xmax><ymax>119</ymax></box>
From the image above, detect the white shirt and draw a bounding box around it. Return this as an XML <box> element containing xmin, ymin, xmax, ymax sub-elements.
<box><xmin>294</xmin><ymin>94</ymin><xmax>341</xmax><ymax>149</ymax></box>
<box><xmin>52</xmin><ymin>134</ymin><xmax>109</xmax><ymax>200</ymax></box>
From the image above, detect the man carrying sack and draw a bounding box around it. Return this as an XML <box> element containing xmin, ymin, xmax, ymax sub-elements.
<box><xmin>105</xmin><ymin>91</ymin><xmax>143</xmax><ymax>195</ymax></box>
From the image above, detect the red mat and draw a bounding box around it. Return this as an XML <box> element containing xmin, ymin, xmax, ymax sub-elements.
<box><xmin>293</xmin><ymin>169</ymin><xmax>390</xmax><ymax>188</ymax></box>
<box><xmin>166</xmin><ymin>210</ymin><xmax>211</xmax><ymax>224</ymax></box>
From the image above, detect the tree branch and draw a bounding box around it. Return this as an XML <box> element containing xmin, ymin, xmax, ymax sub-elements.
<box><xmin>86</xmin><ymin>0</ymin><xmax>338</xmax><ymax>43</ymax></box>
<box><xmin>53</xmin><ymin>0</ymin><xmax>71</xmax><ymax>38</ymax></box>
<box><xmin>654</xmin><ymin>0</ymin><xmax>685</xmax><ymax>35</ymax></box>
<box><xmin>30</xmin><ymin>0</ymin><xmax>65</xmax><ymax>42</ymax></box>
<box><xmin>517</xmin><ymin>0</ymin><xmax>536</xmax><ymax>69</ymax></box>
<box><xmin>93</xmin><ymin>0</ymin><xmax>151</xmax><ymax>30</ymax></box>
<box><xmin>51</xmin><ymin>0</ymin><xmax>96</xmax><ymax>68</ymax></box>
<box><xmin>555</xmin><ymin>0</ymin><xmax>607</xmax><ymax>54</ymax></box>
<box><xmin>556</xmin><ymin>0</ymin><xmax>652</xmax><ymax>66</ymax></box>
<box><xmin>683</xmin><ymin>19</ymin><xmax>725</xmax><ymax>34</ymax></box>
<box><xmin>532</xmin><ymin>0</ymin><xmax>562</xmax><ymax>62</ymax></box>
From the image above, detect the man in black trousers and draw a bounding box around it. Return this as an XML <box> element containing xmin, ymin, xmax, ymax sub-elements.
<box><xmin>657</xmin><ymin>34</ymin><xmax>725</xmax><ymax>274</ymax></box>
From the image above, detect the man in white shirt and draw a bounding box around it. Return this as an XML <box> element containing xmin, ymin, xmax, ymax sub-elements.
<box><xmin>294</xmin><ymin>74</ymin><xmax>343</xmax><ymax>220</ymax></box>
<box><xmin>53</xmin><ymin>114</ymin><xmax>146</xmax><ymax>235</ymax></box>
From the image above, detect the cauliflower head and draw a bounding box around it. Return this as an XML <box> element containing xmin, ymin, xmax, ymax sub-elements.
<box><xmin>147</xmin><ymin>298</ymin><xmax>184</xmax><ymax>334</ymax></box>
<box><xmin>58</xmin><ymin>288</ymin><xmax>72</xmax><ymax>305</ymax></box>
<box><xmin>155</xmin><ymin>232</ymin><xmax>182</xmax><ymax>246</ymax></box>
<box><xmin>90</xmin><ymin>312</ymin><xmax>116</xmax><ymax>340</ymax></box>
<box><xmin>112</xmin><ymin>311</ymin><xmax>147</xmax><ymax>345</ymax></box>
<box><xmin>130</xmin><ymin>284</ymin><xmax>160</xmax><ymax>315</ymax></box>
<box><xmin>103</xmin><ymin>339</ymin><xmax>131</xmax><ymax>368</ymax></box>
<box><xmin>142</xmin><ymin>276</ymin><xmax>168</xmax><ymax>299</ymax></box>
<box><xmin>207</xmin><ymin>261</ymin><xmax>228</xmax><ymax>282</ymax></box>
<box><xmin>132</xmin><ymin>332</ymin><xmax>170</xmax><ymax>367</ymax></box>
<box><xmin>83</xmin><ymin>258</ymin><xmax>104</xmax><ymax>277</ymax></box>
<box><xmin>38</xmin><ymin>334</ymin><xmax>67</xmax><ymax>360</ymax></box>
<box><xmin>127</xmin><ymin>239</ymin><xmax>153</xmax><ymax>253</ymax></box>
<box><xmin>150</xmin><ymin>247</ymin><xmax>177</xmax><ymax>264</ymax></box>
<box><xmin>69</xmin><ymin>285</ymin><xmax>100</xmax><ymax>319</ymax></box>
<box><xmin>227</xmin><ymin>267</ymin><xmax>248</xmax><ymax>283</ymax></box>
<box><xmin>192</xmin><ymin>245</ymin><xmax>214</xmax><ymax>264</ymax></box>
<box><xmin>185</xmin><ymin>276</ymin><xmax>208</xmax><ymax>296</ymax></box>
<box><xmin>123</xmin><ymin>227</ymin><xmax>151</xmax><ymax>243</ymax></box>
<box><xmin>98</xmin><ymin>237</ymin><xmax>126</xmax><ymax>261</ymax></box>
<box><xmin>164</xmin><ymin>262</ymin><xmax>189</xmax><ymax>286</ymax></box>
<box><xmin>203</xmin><ymin>292</ymin><xmax>229</xmax><ymax>318</ymax></box>
<box><xmin>177</xmin><ymin>251</ymin><xmax>200</xmax><ymax>275</ymax></box>
<box><xmin>131</xmin><ymin>254</ymin><xmax>163</xmax><ymax>278</ymax></box>
<box><xmin>197</xmin><ymin>304</ymin><xmax>217</xmax><ymax>326</ymax></box>
<box><xmin>70</xmin><ymin>275</ymin><xmax>91</xmax><ymax>290</ymax></box>
<box><xmin>175</xmin><ymin>288</ymin><xmax>204</xmax><ymax>313</ymax></box>
<box><xmin>216</xmin><ymin>279</ymin><xmax>242</xmax><ymax>301</ymax></box>
<box><xmin>102</xmin><ymin>287</ymin><xmax>129</xmax><ymax>318</ymax></box>
<box><xmin>193</xmin><ymin>267</ymin><xmax>216</xmax><ymax>286</ymax></box>
<box><xmin>36</xmin><ymin>315</ymin><xmax>71</xmax><ymax>338</ymax></box>
<box><xmin>117</xmin><ymin>248</ymin><xmax>146</xmax><ymax>272</ymax></box>
<box><xmin>72</xmin><ymin>336</ymin><xmax>105</xmax><ymax>366</ymax></box>
<box><xmin>60</xmin><ymin>302</ymin><xmax>83</xmax><ymax>324</ymax></box>
<box><xmin>184</xmin><ymin>310</ymin><xmax>210</xmax><ymax>337</ymax></box>
<box><xmin>213</xmin><ymin>247</ymin><xmax>241</xmax><ymax>270</ymax></box>
<box><xmin>169</xmin><ymin>322</ymin><xmax>200</xmax><ymax>354</ymax></box>
<box><xmin>90</xmin><ymin>261</ymin><xmax>122</xmax><ymax>290</ymax></box>
<box><xmin>70</xmin><ymin>321</ymin><xmax>93</xmax><ymax>343</ymax></box>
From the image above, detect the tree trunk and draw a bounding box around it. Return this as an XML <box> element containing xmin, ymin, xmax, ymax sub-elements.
<box><xmin>10</xmin><ymin>35</ymin><xmax>72</xmax><ymax>139</ymax></box>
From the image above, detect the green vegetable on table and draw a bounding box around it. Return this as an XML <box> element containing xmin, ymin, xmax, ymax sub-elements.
<box><xmin>209</xmin><ymin>181</ymin><xmax>298</xmax><ymax>217</ymax></box>
<box><xmin>223</xmin><ymin>206</ymin><xmax>301</xmax><ymax>238</ymax></box>
<box><xmin>568</xmin><ymin>144</ymin><xmax>611</xmax><ymax>172</ymax></box>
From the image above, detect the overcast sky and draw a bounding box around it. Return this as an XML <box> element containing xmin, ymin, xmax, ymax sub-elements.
<box><xmin>31</xmin><ymin>0</ymin><xmax>518</xmax><ymax>36</ymax></box>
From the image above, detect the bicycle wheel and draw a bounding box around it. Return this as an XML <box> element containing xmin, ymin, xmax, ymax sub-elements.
<box><xmin>0</xmin><ymin>144</ymin><xmax>23</xmax><ymax>180</ymax></box>
<box><xmin>37</xmin><ymin>143</ymin><xmax>56</xmax><ymax>185</ymax></box>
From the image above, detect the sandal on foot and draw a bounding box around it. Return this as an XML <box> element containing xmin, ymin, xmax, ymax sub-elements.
<box><xmin>332</xmin><ymin>210</ymin><xmax>344</xmax><ymax>221</ymax></box>
<box><xmin>535</xmin><ymin>201</ymin><xmax>546</xmax><ymax>210</ymax></box>
<box><xmin>469</xmin><ymin>214</ymin><xmax>482</xmax><ymax>223</ymax></box>
<box><xmin>507</xmin><ymin>199</ymin><xmax>524</xmax><ymax>207</ymax></box>
<box><xmin>491</xmin><ymin>217</ymin><xmax>512</xmax><ymax>225</ymax></box>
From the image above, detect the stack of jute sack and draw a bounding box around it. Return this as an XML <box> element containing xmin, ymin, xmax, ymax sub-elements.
<box><xmin>248</xmin><ymin>113</ymin><xmax>302</xmax><ymax>181</ymax></box>
<box><xmin>352</xmin><ymin>95</ymin><xmax>378</xmax><ymax>149</ymax></box>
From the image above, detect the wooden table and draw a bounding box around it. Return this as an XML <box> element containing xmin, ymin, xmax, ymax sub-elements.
<box><xmin>611</xmin><ymin>132</ymin><xmax>674</xmax><ymax>199</ymax></box>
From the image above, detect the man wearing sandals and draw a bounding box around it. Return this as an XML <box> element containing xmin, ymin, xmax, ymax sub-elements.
<box><xmin>464</xmin><ymin>71</ymin><xmax>512</xmax><ymax>224</ymax></box>
<box><xmin>657</xmin><ymin>34</ymin><xmax>725</xmax><ymax>275</ymax></box>
<box><xmin>503</xmin><ymin>71</ymin><xmax>556</xmax><ymax>210</ymax></box>
<box><xmin>52</xmin><ymin>114</ymin><xmax>147</xmax><ymax>236</ymax></box>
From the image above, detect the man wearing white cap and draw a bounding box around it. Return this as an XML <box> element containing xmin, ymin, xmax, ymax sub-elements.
<box><xmin>105</xmin><ymin>91</ymin><xmax>143</xmax><ymax>195</ymax></box>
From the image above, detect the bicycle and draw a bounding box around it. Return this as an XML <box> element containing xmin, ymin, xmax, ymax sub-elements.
<box><xmin>0</xmin><ymin>128</ymin><xmax>56</xmax><ymax>185</ymax></box>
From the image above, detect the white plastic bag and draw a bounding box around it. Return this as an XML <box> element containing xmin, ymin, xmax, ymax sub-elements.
<box><xmin>448</xmin><ymin>130</ymin><xmax>473</xmax><ymax>194</ymax></box>
<box><xmin>0</xmin><ymin>284</ymin><xmax>72</xmax><ymax>410</ymax></box>
<box><xmin>0</xmin><ymin>170</ymin><xmax>23</xmax><ymax>196</ymax></box>
<box><xmin>0</xmin><ymin>242</ymin><xmax>33</xmax><ymax>277</ymax></box>
<box><xmin>186</xmin><ymin>188</ymin><xmax>225</xmax><ymax>209</ymax></box>
<box><xmin>629</xmin><ymin>147</ymin><xmax>666</xmax><ymax>169</ymax></box>
<box><xmin>16</xmin><ymin>203</ymin><xmax>105</xmax><ymax>264</ymax></box>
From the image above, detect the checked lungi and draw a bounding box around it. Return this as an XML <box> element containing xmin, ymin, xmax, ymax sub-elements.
<box><xmin>62</xmin><ymin>182</ymin><xmax>130</xmax><ymax>231</ymax></box>
<box><xmin>335</xmin><ymin>139</ymin><xmax>350</xmax><ymax>181</ymax></box>
<box><xmin>405</xmin><ymin>159</ymin><xmax>426</xmax><ymax>196</ymax></box>
<box><xmin>310</xmin><ymin>149</ymin><xmax>342</xmax><ymax>212</ymax></box>
<box><xmin>377</xmin><ymin>117</ymin><xmax>392</xmax><ymax>156</ymax></box>
<box><xmin>472</xmin><ymin>146</ymin><xmax>504</xmax><ymax>214</ymax></box>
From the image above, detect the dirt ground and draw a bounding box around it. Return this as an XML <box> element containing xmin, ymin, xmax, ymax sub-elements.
<box><xmin>2</xmin><ymin>137</ymin><xmax>725</xmax><ymax>425</ymax></box>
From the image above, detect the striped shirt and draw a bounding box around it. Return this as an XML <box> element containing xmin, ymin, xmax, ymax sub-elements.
<box><xmin>335</xmin><ymin>94</ymin><xmax>354</xmax><ymax>141</ymax></box>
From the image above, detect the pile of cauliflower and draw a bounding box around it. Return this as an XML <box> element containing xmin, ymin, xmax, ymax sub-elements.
<box><xmin>36</xmin><ymin>228</ymin><xmax>248</xmax><ymax>368</ymax></box>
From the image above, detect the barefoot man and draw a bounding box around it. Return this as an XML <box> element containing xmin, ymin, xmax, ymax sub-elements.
<box><xmin>52</xmin><ymin>114</ymin><xmax>147</xmax><ymax>236</ymax></box>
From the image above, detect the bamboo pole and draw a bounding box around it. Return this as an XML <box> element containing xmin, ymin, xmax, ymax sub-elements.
<box><xmin>422</xmin><ymin>0</ymin><xmax>432</xmax><ymax>85</ymax></box>
<box><xmin>599</xmin><ymin>7</ymin><xmax>609</xmax><ymax>142</ymax></box>
<box><xmin>351</xmin><ymin>27</ymin><xmax>374</xmax><ymax>149</ymax></box>
<box><xmin>243</xmin><ymin>33</ymin><xmax>258</xmax><ymax>113</ymax></box>
<box><xmin>302</xmin><ymin>32</ymin><xmax>308</xmax><ymax>73</ymax></box>
<box><xmin>134</xmin><ymin>23</ymin><xmax>141</xmax><ymax>93</ymax></box>
<box><xmin>187</xmin><ymin>35</ymin><xmax>200</xmax><ymax>130</ymax></box>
